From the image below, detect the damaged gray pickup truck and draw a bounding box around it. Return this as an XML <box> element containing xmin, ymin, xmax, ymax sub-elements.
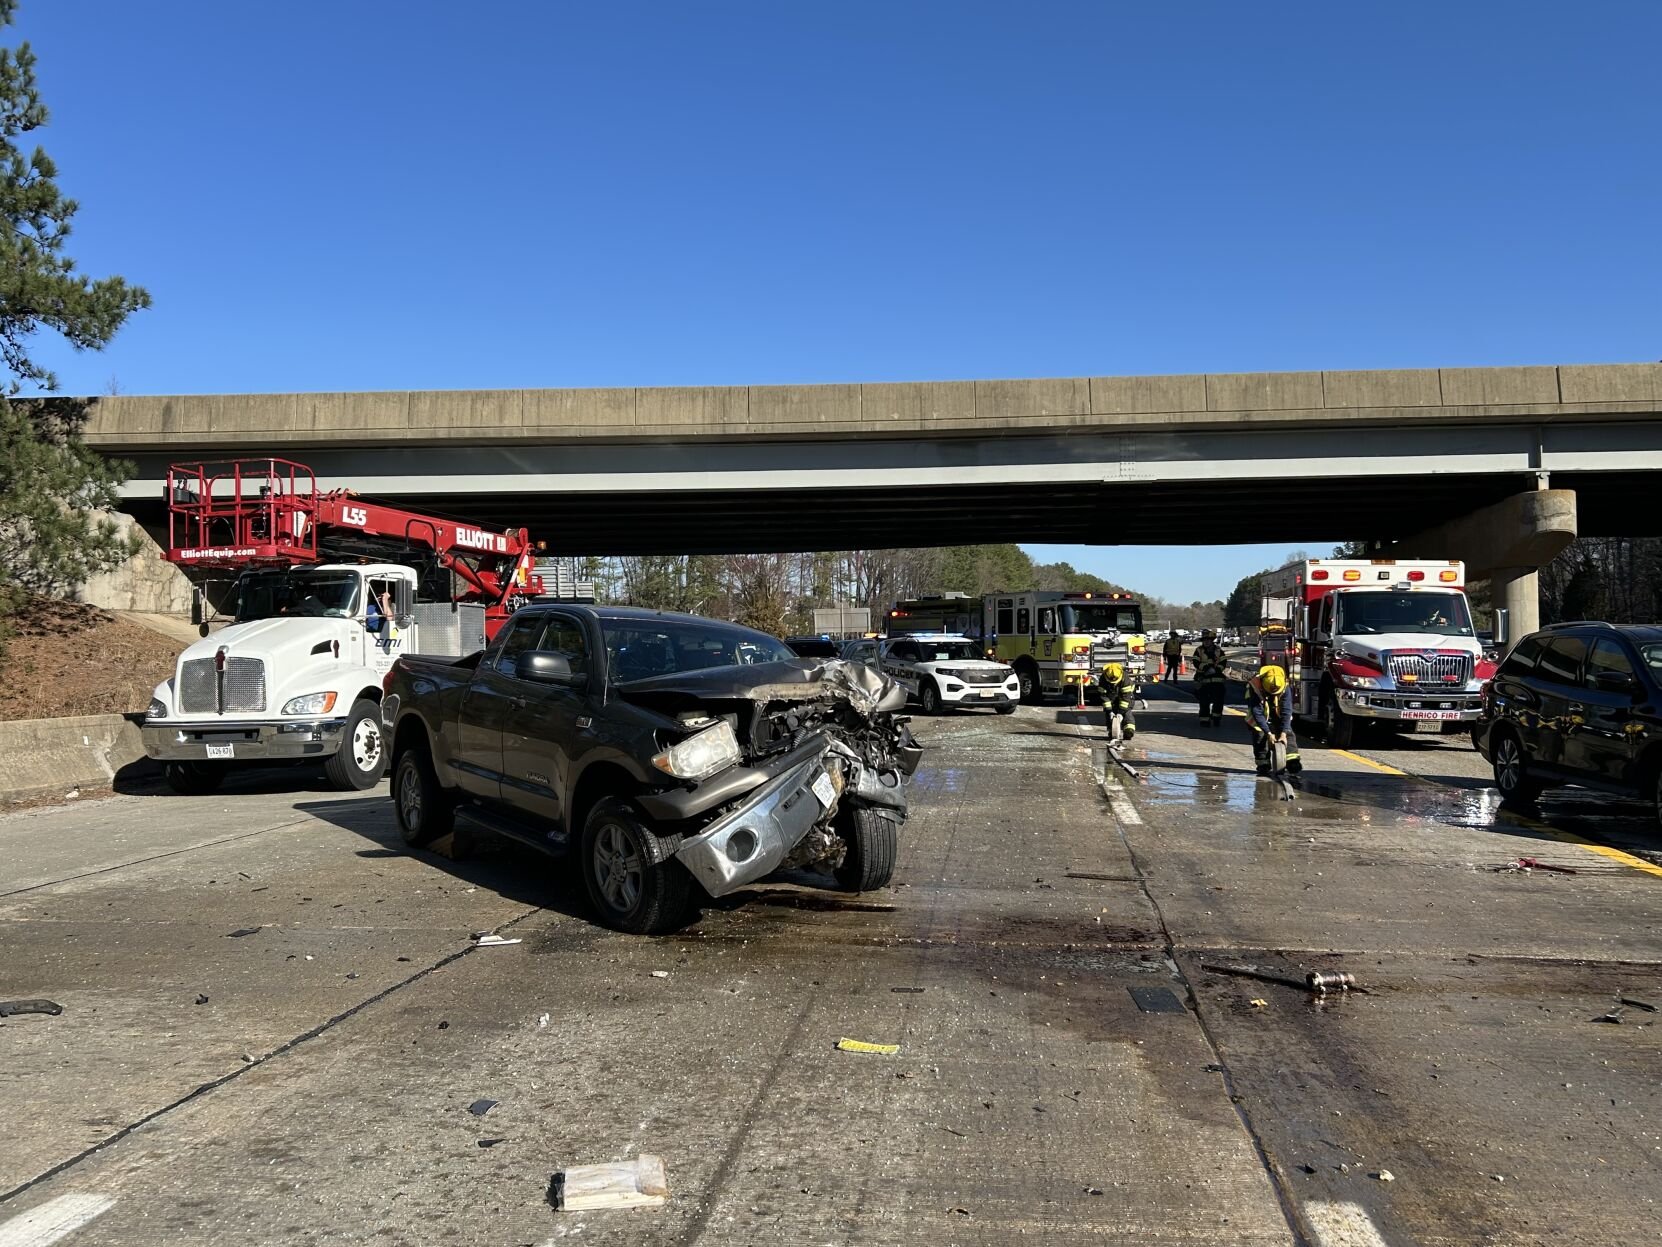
<box><xmin>383</xmin><ymin>605</ymin><xmax>922</xmax><ymax>934</ymax></box>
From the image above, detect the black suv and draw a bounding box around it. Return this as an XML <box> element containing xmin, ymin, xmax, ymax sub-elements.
<box><xmin>1474</xmin><ymin>622</ymin><xmax>1662</xmax><ymax>823</ymax></box>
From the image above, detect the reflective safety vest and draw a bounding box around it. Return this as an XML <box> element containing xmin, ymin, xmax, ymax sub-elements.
<box><xmin>1193</xmin><ymin>643</ymin><xmax>1226</xmax><ymax>682</ymax></box>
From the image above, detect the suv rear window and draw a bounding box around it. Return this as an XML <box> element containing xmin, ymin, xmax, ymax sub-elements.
<box><xmin>1535</xmin><ymin>635</ymin><xmax>1588</xmax><ymax>686</ymax></box>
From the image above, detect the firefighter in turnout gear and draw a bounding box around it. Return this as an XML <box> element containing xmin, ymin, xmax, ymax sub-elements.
<box><xmin>1246</xmin><ymin>664</ymin><xmax>1302</xmax><ymax>778</ymax></box>
<box><xmin>1192</xmin><ymin>629</ymin><xmax>1227</xmax><ymax>726</ymax></box>
<box><xmin>1097</xmin><ymin>661</ymin><xmax>1137</xmax><ymax>743</ymax></box>
<box><xmin>1161</xmin><ymin>633</ymin><xmax>1184</xmax><ymax>681</ymax></box>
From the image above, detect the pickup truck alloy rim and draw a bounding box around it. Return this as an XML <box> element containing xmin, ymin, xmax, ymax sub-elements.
<box><xmin>398</xmin><ymin>765</ymin><xmax>422</xmax><ymax>827</ymax></box>
<box><xmin>353</xmin><ymin>719</ymin><xmax>383</xmax><ymax>771</ymax></box>
<box><xmin>594</xmin><ymin>823</ymin><xmax>643</xmax><ymax>912</ymax></box>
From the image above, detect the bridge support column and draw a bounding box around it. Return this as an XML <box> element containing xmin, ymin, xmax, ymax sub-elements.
<box><xmin>1487</xmin><ymin>567</ymin><xmax>1541</xmax><ymax>642</ymax></box>
<box><xmin>1385</xmin><ymin>487</ymin><xmax>1577</xmax><ymax>645</ymax></box>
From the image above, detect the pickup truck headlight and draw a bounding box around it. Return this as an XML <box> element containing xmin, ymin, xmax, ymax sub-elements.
<box><xmin>147</xmin><ymin>698</ymin><xmax>166</xmax><ymax>721</ymax></box>
<box><xmin>652</xmin><ymin>720</ymin><xmax>742</xmax><ymax>781</ymax></box>
<box><xmin>282</xmin><ymin>692</ymin><xmax>339</xmax><ymax>716</ymax></box>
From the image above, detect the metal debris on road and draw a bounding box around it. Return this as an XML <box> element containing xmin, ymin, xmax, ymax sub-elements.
<box><xmin>472</xmin><ymin>934</ymin><xmax>522</xmax><ymax>947</ymax></box>
<box><xmin>550</xmin><ymin>1154</ymin><xmax>669</xmax><ymax>1211</ymax></box>
<box><xmin>836</xmin><ymin>1038</ymin><xmax>900</xmax><ymax>1054</ymax></box>
<box><xmin>1618</xmin><ymin>996</ymin><xmax>1657</xmax><ymax>1013</ymax></box>
<box><xmin>1202</xmin><ymin>962</ymin><xmax>1366</xmax><ymax>996</ymax></box>
<box><xmin>1495</xmin><ymin>857</ymin><xmax>1577</xmax><ymax>875</ymax></box>
<box><xmin>1592</xmin><ymin>1009</ymin><xmax>1625</xmax><ymax>1024</ymax></box>
<box><xmin>891</xmin><ymin>986</ymin><xmax>925</xmax><ymax>993</ymax></box>
<box><xmin>1306</xmin><ymin>971</ymin><xmax>1358</xmax><ymax>995</ymax></box>
<box><xmin>467</xmin><ymin>1098</ymin><xmax>499</xmax><ymax>1116</ymax></box>
<box><xmin>649</xmin><ymin>970</ymin><xmax>669</xmax><ymax>978</ymax></box>
<box><xmin>225</xmin><ymin>927</ymin><xmax>261</xmax><ymax>938</ymax></box>
<box><xmin>477</xmin><ymin>1137</ymin><xmax>507</xmax><ymax>1148</ymax></box>
<box><xmin>194</xmin><ymin>993</ymin><xmax>209</xmax><ymax>1005</ymax></box>
<box><xmin>0</xmin><ymin>998</ymin><xmax>63</xmax><ymax>1017</ymax></box>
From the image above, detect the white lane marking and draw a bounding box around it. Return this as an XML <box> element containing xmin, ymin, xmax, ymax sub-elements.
<box><xmin>0</xmin><ymin>1194</ymin><xmax>116</xmax><ymax>1247</ymax></box>
<box><xmin>1306</xmin><ymin>1200</ymin><xmax>1392</xmax><ymax>1247</ymax></box>
<box><xmin>1108</xmin><ymin>795</ymin><xmax>1143</xmax><ymax>825</ymax></box>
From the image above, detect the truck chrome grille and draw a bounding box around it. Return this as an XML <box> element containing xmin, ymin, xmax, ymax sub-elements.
<box><xmin>1388</xmin><ymin>652</ymin><xmax>1471</xmax><ymax>686</ymax></box>
<box><xmin>179</xmin><ymin>657</ymin><xmax>267</xmax><ymax>713</ymax></box>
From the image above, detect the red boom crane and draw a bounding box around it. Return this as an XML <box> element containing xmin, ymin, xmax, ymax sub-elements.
<box><xmin>163</xmin><ymin>458</ymin><xmax>539</xmax><ymax>639</ymax></box>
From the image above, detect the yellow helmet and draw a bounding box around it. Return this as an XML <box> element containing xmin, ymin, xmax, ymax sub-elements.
<box><xmin>1103</xmin><ymin>661</ymin><xmax>1125</xmax><ymax>682</ymax></box>
<box><xmin>1258</xmin><ymin>664</ymin><xmax>1288</xmax><ymax>694</ymax></box>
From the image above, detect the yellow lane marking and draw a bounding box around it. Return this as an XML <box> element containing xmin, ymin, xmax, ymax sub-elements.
<box><xmin>1210</xmin><ymin>708</ymin><xmax>1661</xmax><ymax>881</ymax></box>
<box><xmin>1329</xmin><ymin>748</ymin><xmax>1407</xmax><ymax>777</ymax></box>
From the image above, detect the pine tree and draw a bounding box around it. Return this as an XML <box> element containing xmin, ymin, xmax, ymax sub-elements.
<box><xmin>0</xmin><ymin>0</ymin><xmax>150</xmax><ymax>622</ymax></box>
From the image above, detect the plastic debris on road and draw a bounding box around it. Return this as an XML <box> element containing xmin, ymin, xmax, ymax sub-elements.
<box><xmin>550</xmin><ymin>1154</ymin><xmax>669</xmax><ymax>1211</ymax></box>
<box><xmin>836</xmin><ymin>1037</ymin><xmax>900</xmax><ymax>1054</ymax></box>
<box><xmin>467</xmin><ymin>1098</ymin><xmax>499</xmax><ymax>1116</ymax></box>
<box><xmin>472</xmin><ymin>934</ymin><xmax>522</xmax><ymax>947</ymax></box>
<box><xmin>0</xmin><ymin>998</ymin><xmax>63</xmax><ymax>1017</ymax></box>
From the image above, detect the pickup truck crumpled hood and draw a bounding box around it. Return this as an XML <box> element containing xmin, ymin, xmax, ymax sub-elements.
<box><xmin>617</xmin><ymin>658</ymin><xmax>899</xmax><ymax>716</ymax></box>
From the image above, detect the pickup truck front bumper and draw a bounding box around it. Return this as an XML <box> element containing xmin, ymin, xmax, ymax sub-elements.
<box><xmin>672</xmin><ymin>746</ymin><xmax>838</xmax><ymax>898</ymax></box>
<box><xmin>142</xmin><ymin>717</ymin><xmax>348</xmax><ymax>763</ymax></box>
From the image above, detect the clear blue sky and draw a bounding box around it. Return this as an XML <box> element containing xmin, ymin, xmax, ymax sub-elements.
<box><xmin>15</xmin><ymin>2</ymin><xmax>1661</xmax><ymax>602</ymax></box>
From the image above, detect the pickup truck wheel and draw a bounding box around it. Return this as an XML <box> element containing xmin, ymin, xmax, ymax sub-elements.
<box><xmin>834</xmin><ymin>806</ymin><xmax>898</xmax><ymax>892</ymax></box>
<box><xmin>394</xmin><ymin>749</ymin><xmax>454</xmax><ymax>847</ymax></box>
<box><xmin>1322</xmin><ymin>692</ymin><xmax>1356</xmax><ymax>749</ymax></box>
<box><xmin>1492</xmin><ymin>731</ymin><xmax>1544</xmax><ymax>806</ymax></box>
<box><xmin>164</xmin><ymin>761</ymin><xmax>226</xmax><ymax>795</ymax></box>
<box><xmin>919</xmin><ymin>680</ymin><xmax>943</xmax><ymax>716</ymax></box>
<box><xmin>581</xmin><ymin>797</ymin><xmax>692</xmax><ymax>935</ymax></box>
<box><xmin>324</xmin><ymin>699</ymin><xmax>385</xmax><ymax>791</ymax></box>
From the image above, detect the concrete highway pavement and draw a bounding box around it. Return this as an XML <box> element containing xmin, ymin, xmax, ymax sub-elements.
<box><xmin>2</xmin><ymin>686</ymin><xmax>1660</xmax><ymax>1246</ymax></box>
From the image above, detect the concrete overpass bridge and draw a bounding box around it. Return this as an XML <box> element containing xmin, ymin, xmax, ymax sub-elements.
<box><xmin>81</xmin><ymin>362</ymin><xmax>1662</xmax><ymax>632</ymax></box>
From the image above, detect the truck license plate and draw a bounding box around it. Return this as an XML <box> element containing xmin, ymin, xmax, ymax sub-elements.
<box><xmin>811</xmin><ymin>772</ymin><xmax>837</xmax><ymax>809</ymax></box>
<box><xmin>205</xmin><ymin>743</ymin><xmax>234</xmax><ymax>760</ymax></box>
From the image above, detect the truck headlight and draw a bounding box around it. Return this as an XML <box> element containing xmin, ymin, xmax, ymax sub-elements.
<box><xmin>282</xmin><ymin>692</ymin><xmax>339</xmax><ymax>716</ymax></box>
<box><xmin>934</xmin><ymin>667</ymin><xmax>962</xmax><ymax>679</ymax></box>
<box><xmin>652</xmin><ymin>720</ymin><xmax>742</xmax><ymax>781</ymax></box>
<box><xmin>147</xmin><ymin>698</ymin><xmax>167</xmax><ymax>721</ymax></box>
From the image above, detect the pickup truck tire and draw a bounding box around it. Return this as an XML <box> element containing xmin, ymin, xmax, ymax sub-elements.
<box><xmin>580</xmin><ymin>797</ymin><xmax>693</xmax><ymax>936</ymax></box>
<box><xmin>393</xmin><ymin>749</ymin><xmax>454</xmax><ymax>848</ymax></box>
<box><xmin>834</xmin><ymin>806</ymin><xmax>897</xmax><ymax>892</ymax></box>
<box><xmin>164</xmin><ymin>761</ymin><xmax>226</xmax><ymax>795</ymax></box>
<box><xmin>324</xmin><ymin>699</ymin><xmax>385</xmax><ymax>791</ymax></box>
<box><xmin>919</xmin><ymin>680</ymin><xmax>943</xmax><ymax>716</ymax></box>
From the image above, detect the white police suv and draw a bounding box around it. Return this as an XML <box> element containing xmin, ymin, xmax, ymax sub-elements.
<box><xmin>880</xmin><ymin>634</ymin><xmax>1019</xmax><ymax>715</ymax></box>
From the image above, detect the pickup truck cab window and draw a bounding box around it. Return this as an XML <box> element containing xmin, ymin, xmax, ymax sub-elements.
<box><xmin>493</xmin><ymin>615</ymin><xmax>548</xmax><ymax>675</ymax></box>
<box><xmin>604</xmin><ymin>618</ymin><xmax>794</xmax><ymax>683</ymax></box>
<box><xmin>541</xmin><ymin>615</ymin><xmax>589</xmax><ymax>672</ymax></box>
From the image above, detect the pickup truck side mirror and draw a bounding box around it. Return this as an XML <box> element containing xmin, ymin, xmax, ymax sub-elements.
<box><xmin>1592</xmin><ymin>669</ymin><xmax>1638</xmax><ymax>695</ymax></box>
<box><xmin>517</xmin><ymin>651</ymin><xmax>588</xmax><ymax>689</ymax></box>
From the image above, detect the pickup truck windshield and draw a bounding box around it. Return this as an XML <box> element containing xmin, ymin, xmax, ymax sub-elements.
<box><xmin>234</xmin><ymin>570</ymin><xmax>363</xmax><ymax>621</ymax></box>
<box><xmin>1334</xmin><ymin>591</ymin><xmax>1474</xmax><ymax>637</ymax></box>
<box><xmin>603</xmin><ymin>618</ymin><xmax>795</xmax><ymax>682</ymax></box>
<box><xmin>1062</xmin><ymin>604</ymin><xmax>1143</xmax><ymax>633</ymax></box>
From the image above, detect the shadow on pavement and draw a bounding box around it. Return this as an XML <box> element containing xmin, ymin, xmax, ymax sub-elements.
<box><xmin>294</xmin><ymin>796</ymin><xmax>580</xmax><ymax>914</ymax></box>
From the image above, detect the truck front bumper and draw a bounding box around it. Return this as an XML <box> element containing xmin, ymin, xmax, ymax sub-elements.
<box><xmin>142</xmin><ymin>717</ymin><xmax>349</xmax><ymax>763</ymax></box>
<box><xmin>673</xmin><ymin>746</ymin><xmax>837</xmax><ymax>899</ymax></box>
<box><xmin>1335</xmin><ymin>689</ymin><xmax>1483</xmax><ymax>725</ymax></box>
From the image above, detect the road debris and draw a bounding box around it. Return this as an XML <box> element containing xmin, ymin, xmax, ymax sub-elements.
<box><xmin>194</xmin><ymin>993</ymin><xmax>209</xmax><ymax>1005</ymax></box>
<box><xmin>891</xmin><ymin>986</ymin><xmax>925</xmax><ymax>994</ymax></box>
<box><xmin>649</xmin><ymin>970</ymin><xmax>669</xmax><ymax>978</ymax></box>
<box><xmin>836</xmin><ymin>1038</ymin><xmax>900</xmax><ymax>1055</ymax></box>
<box><xmin>1495</xmin><ymin>857</ymin><xmax>1577</xmax><ymax>875</ymax></box>
<box><xmin>1592</xmin><ymin>1008</ymin><xmax>1625</xmax><ymax>1024</ymax></box>
<box><xmin>0</xmin><ymin>998</ymin><xmax>63</xmax><ymax>1017</ymax></box>
<box><xmin>472</xmin><ymin>934</ymin><xmax>522</xmax><ymax>947</ymax></box>
<box><xmin>549</xmin><ymin>1154</ymin><xmax>669</xmax><ymax>1211</ymax></box>
<box><xmin>477</xmin><ymin>1137</ymin><xmax>507</xmax><ymax>1148</ymax></box>
<box><xmin>225</xmin><ymin>927</ymin><xmax>261</xmax><ymax>938</ymax></box>
<box><xmin>1128</xmin><ymin>985</ymin><xmax>1187</xmax><ymax>1014</ymax></box>
<box><xmin>1618</xmin><ymin>996</ymin><xmax>1657</xmax><ymax>1013</ymax></box>
<box><xmin>1374</xmin><ymin>1169</ymin><xmax>1395</xmax><ymax>1182</ymax></box>
<box><xmin>467</xmin><ymin>1098</ymin><xmax>499</xmax><ymax>1116</ymax></box>
<box><xmin>1202</xmin><ymin>962</ymin><xmax>1366</xmax><ymax>996</ymax></box>
<box><xmin>1306</xmin><ymin>971</ymin><xmax>1358</xmax><ymax>995</ymax></box>
<box><xmin>1250</xmin><ymin>998</ymin><xmax>1268</xmax><ymax>1008</ymax></box>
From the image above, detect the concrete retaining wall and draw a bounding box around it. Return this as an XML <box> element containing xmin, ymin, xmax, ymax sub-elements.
<box><xmin>76</xmin><ymin>512</ymin><xmax>194</xmax><ymax>615</ymax></box>
<box><xmin>0</xmin><ymin>713</ymin><xmax>150</xmax><ymax>806</ymax></box>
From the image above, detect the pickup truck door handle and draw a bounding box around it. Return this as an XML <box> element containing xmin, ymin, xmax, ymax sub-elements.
<box><xmin>509</xmin><ymin>696</ymin><xmax>528</xmax><ymax>713</ymax></box>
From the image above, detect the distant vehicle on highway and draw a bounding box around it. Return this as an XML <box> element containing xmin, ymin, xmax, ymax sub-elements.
<box><xmin>1474</xmin><ymin>622</ymin><xmax>1662</xmax><ymax>824</ymax></box>
<box><xmin>383</xmin><ymin>605</ymin><xmax>921</xmax><ymax>933</ymax></box>
<box><xmin>878</xmin><ymin>635</ymin><xmax>1019</xmax><ymax>715</ymax></box>
<box><xmin>784</xmin><ymin>636</ymin><xmax>843</xmax><ymax>658</ymax></box>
